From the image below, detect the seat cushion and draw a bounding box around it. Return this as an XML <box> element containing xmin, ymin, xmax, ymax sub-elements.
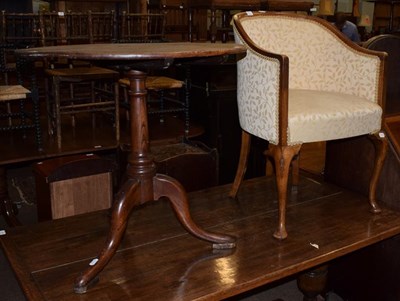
<box><xmin>288</xmin><ymin>89</ymin><xmax>382</xmax><ymax>144</ymax></box>
<box><xmin>119</xmin><ymin>76</ymin><xmax>183</xmax><ymax>90</ymax></box>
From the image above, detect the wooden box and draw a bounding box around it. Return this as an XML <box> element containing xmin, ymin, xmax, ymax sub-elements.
<box><xmin>34</xmin><ymin>154</ymin><xmax>115</xmax><ymax>221</ymax></box>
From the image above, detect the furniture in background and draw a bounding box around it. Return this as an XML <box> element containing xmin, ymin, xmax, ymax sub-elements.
<box><xmin>229</xmin><ymin>12</ymin><xmax>388</xmax><ymax>240</ymax></box>
<box><xmin>187</xmin><ymin>0</ymin><xmax>262</xmax><ymax>42</ymax></box>
<box><xmin>188</xmin><ymin>60</ymin><xmax>266</xmax><ymax>184</ymax></box>
<box><xmin>372</xmin><ymin>0</ymin><xmax>400</xmax><ymax>33</ymax></box>
<box><xmin>0</xmin><ymin>83</ymin><xmax>41</xmax><ymax>147</ymax></box>
<box><xmin>0</xmin><ymin>83</ymin><xmax>41</xmax><ymax>151</ymax></box>
<box><xmin>119</xmin><ymin>140</ymin><xmax>218</xmax><ymax>192</ymax></box>
<box><xmin>0</xmin><ymin>84</ymin><xmax>39</xmax><ymax>227</ymax></box>
<box><xmin>42</xmin><ymin>10</ymin><xmax>120</xmax><ymax>149</ymax></box>
<box><xmin>0</xmin><ymin>12</ymin><xmax>42</xmax><ymax>86</ymax></box>
<box><xmin>38</xmin><ymin>11</ymin><xmax>62</xmax><ymax>46</ymax></box>
<box><xmin>117</xmin><ymin>12</ymin><xmax>189</xmax><ymax>139</ymax></box>
<box><xmin>0</xmin><ymin>11</ymin><xmax>41</xmax><ymax>48</ymax></box>
<box><xmin>118</xmin><ymin>11</ymin><xmax>165</xmax><ymax>42</ymax></box>
<box><xmin>49</xmin><ymin>0</ymin><xmax>128</xmax><ymax>14</ymax></box>
<box><xmin>0</xmin><ymin>84</ymin><xmax>30</xmax><ymax>127</ymax></box>
<box><xmin>44</xmin><ymin>66</ymin><xmax>120</xmax><ymax>149</ymax></box>
<box><xmin>187</xmin><ymin>0</ymin><xmax>315</xmax><ymax>43</ymax></box>
<box><xmin>64</xmin><ymin>10</ymin><xmax>117</xmax><ymax>44</ymax></box>
<box><xmin>34</xmin><ymin>153</ymin><xmax>115</xmax><ymax>221</ymax></box>
<box><xmin>363</xmin><ymin>34</ymin><xmax>400</xmax><ymax>116</ymax></box>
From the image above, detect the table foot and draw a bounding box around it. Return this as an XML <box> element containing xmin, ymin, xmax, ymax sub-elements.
<box><xmin>74</xmin><ymin>276</ymin><xmax>99</xmax><ymax>294</ymax></box>
<box><xmin>74</xmin><ymin>179</ymin><xmax>140</xmax><ymax>293</ymax></box>
<box><xmin>153</xmin><ymin>174</ymin><xmax>236</xmax><ymax>249</ymax></box>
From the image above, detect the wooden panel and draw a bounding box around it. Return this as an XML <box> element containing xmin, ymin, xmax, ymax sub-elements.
<box><xmin>373</xmin><ymin>1</ymin><xmax>400</xmax><ymax>32</ymax></box>
<box><xmin>50</xmin><ymin>173</ymin><xmax>112</xmax><ymax>219</ymax></box>
<box><xmin>34</xmin><ymin>154</ymin><xmax>115</xmax><ymax>220</ymax></box>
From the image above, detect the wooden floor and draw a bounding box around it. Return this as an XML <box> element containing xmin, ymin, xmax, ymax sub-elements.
<box><xmin>2</xmin><ymin>174</ymin><xmax>400</xmax><ymax>301</ymax></box>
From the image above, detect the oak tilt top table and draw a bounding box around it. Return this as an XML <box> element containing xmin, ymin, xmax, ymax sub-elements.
<box><xmin>16</xmin><ymin>42</ymin><xmax>246</xmax><ymax>293</ymax></box>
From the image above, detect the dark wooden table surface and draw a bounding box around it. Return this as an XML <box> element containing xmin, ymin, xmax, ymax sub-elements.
<box><xmin>2</xmin><ymin>174</ymin><xmax>400</xmax><ymax>300</ymax></box>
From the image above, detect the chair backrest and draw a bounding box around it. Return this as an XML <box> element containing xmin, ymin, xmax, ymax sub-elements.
<box><xmin>118</xmin><ymin>12</ymin><xmax>165</xmax><ymax>42</ymax></box>
<box><xmin>233</xmin><ymin>12</ymin><xmax>381</xmax><ymax>103</ymax></box>
<box><xmin>88</xmin><ymin>10</ymin><xmax>116</xmax><ymax>43</ymax></box>
<box><xmin>0</xmin><ymin>11</ymin><xmax>41</xmax><ymax>47</ymax></box>
<box><xmin>364</xmin><ymin>34</ymin><xmax>400</xmax><ymax>116</ymax></box>
<box><xmin>38</xmin><ymin>10</ymin><xmax>116</xmax><ymax>46</ymax></box>
<box><xmin>64</xmin><ymin>11</ymin><xmax>90</xmax><ymax>44</ymax></box>
<box><xmin>232</xmin><ymin>12</ymin><xmax>386</xmax><ymax>146</ymax></box>
<box><xmin>39</xmin><ymin>11</ymin><xmax>62</xmax><ymax>46</ymax></box>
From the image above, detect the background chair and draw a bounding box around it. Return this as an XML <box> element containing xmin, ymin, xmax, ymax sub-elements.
<box><xmin>38</xmin><ymin>11</ymin><xmax>62</xmax><ymax>47</ymax></box>
<box><xmin>118</xmin><ymin>12</ymin><xmax>165</xmax><ymax>43</ymax></box>
<box><xmin>118</xmin><ymin>12</ymin><xmax>189</xmax><ymax>140</ymax></box>
<box><xmin>363</xmin><ymin>34</ymin><xmax>400</xmax><ymax>116</ymax></box>
<box><xmin>0</xmin><ymin>11</ymin><xmax>41</xmax><ymax>84</ymax></box>
<box><xmin>0</xmin><ymin>11</ymin><xmax>43</xmax><ymax>150</ymax></box>
<box><xmin>0</xmin><ymin>84</ymin><xmax>41</xmax><ymax>150</ymax></box>
<box><xmin>43</xmin><ymin>10</ymin><xmax>119</xmax><ymax>148</ymax></box>
<box><xmin>230</xmin><ymin>12</ymin><xmax>388</xmax><ymax>240</ymax></box>
<box><xmin>0</xmin><ymin>11</ymin><xmax>40</xmax><ymax>48</ymax></box>
<box><xmin>64</xmin><ymin>10</ymin><xmax>116</xmax><ymax>44</ymax></box>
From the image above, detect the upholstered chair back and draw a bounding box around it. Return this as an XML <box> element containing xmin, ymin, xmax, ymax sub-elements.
<box><xmin>234</xmin><ymin>13</ymin><xmax>380</xmax><ymax>102</ymax></box>
<box><xmin>233</xmin><ymin>12</ymin><xmax>385</xmax><ymax>145</ymax></box>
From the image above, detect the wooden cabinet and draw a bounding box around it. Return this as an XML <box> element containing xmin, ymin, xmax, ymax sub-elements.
<box><xmin>373</xmin><ymin>0</ymin><xmax>400</xmax><ymax>33</ymax></box>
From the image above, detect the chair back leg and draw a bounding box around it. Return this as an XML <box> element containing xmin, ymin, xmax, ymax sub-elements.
<box><xmin>368</xmin><ymin>132</ymin><xmax>388</xmax><ymax>213</ymax></box>
<box><xmin>229</xmin><ymin>130</ymin><xmax>251</xmax><ymax>199</ymax></box>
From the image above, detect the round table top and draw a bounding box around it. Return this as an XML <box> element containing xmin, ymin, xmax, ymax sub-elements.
<box><xmin>16</xmin><ymin>42</ymin><xmax>246</xmax><ymax>61</ymax></box>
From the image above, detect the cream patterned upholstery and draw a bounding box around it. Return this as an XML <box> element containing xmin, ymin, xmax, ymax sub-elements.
<box><xmin>234</xmin><ymin>12</ymin><xmax>384</xmax><ymax>145</ymax></box>
<box><xmin>230</xmin><ymin>12</ymin><xmax>388</xmax><ymax>240</ymax></box>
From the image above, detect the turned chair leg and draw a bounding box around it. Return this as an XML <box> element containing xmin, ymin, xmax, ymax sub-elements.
<box><xmin>267</xmin><ymin>144</ymin><xmax>301</xmax><ymax>240</ymax></box>
<box><xmin>367</xmin><ymin>132</ymin><xmax>388</xmax><ymax>213</ymax></box>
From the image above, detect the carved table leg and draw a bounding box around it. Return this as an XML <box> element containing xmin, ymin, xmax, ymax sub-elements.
<box><xmin>74</xmin><ymin>69</ymin><xmax>235</xmax><ymax>293</ymax></box>
<box><xmin>0</xmin><ymin>166</ymin><xmax>21</xmax><ymax>227</ymax></box>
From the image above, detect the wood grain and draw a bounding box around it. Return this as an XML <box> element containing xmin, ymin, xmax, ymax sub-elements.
<box><xmin>2</xmin><ymin>175</ymin><xmax>400</xmax><ymax>300</ymax></box>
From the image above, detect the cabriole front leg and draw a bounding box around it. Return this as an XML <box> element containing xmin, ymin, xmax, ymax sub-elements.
<box><xmin>268</xmin><ymin>144</ymin><xmax>302</xmax><ymax>240</ymax></box>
